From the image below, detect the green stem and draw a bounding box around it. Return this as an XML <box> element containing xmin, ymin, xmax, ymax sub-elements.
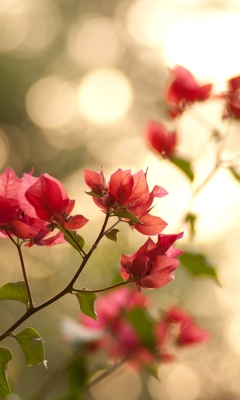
<box><xmin>6</xmin><ymin>233</ymin><xmax>34</xmax><ymax>309</ymax></box>
<box><xmin>73</xmin><ymin>278</ymin><xmax>135</xmax><ymax>294</ymax></box>
<box><xmin>86</xmin><ymin>357</ymin><xmax>128</xmax><ymax>389</ymax></box>
<box><xmin>0</xmin><ymin>212</ymin><xmax>111</xmax><ymax>341</ymax></box>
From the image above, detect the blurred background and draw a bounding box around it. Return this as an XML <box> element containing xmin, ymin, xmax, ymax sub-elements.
<box><xmin>1</xmin><ymin>0</ymin><xmax>240</xmax><ymax>399</ymax></box>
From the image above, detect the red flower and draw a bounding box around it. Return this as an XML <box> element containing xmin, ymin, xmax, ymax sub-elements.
<box><xmin>120</xmin><ymin>232</ymin><xmax>184</xmax><ymax>291</ymax></box>
<box><xmin>146</xmin><ymin>121</ymin><xmax>177</xmax><ymax>158</ymax></box>
<box><xmin>84</xmin><ymin>168</ymin><xmax>168</xmax><ymax>235</ymax></box>
<box><xmin>19</xmin><ymin>173</ymin><xmax>88</xmax><ymax>230</ymax></box>
<box><xmin>165</xmin><ymin>65</ymin><xmax>212</xmax><ymax>116</ymax></box>
<box><xmin>0</xmin><ymin>168</ymin><xmax>22</xmax><ymax>225</ymax></box>
<box><xmin>221</xmin><ymin>74</ymin><xmax>240</xmax><ymax>119</ymax></box>
<box><xmin>166</xmin><ymin>306</ymin><xmax>210</xmax><ymax>346</ymax></box>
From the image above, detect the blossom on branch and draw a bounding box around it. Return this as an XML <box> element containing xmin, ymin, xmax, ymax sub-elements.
<box><xmin>221</xmin><ymin>74</ymin><xmax>240</xmax><ymax>119</ymax></box>
<box><xmin>19</xmin><ymin>173</ymin><xmax>88</xmax><ymax>230</ymax></box>
<box><xmin>120</xmin><ymin>232</ymin><xmax>184</xmax><ymax>291</ymax></box>
<box><xmin>84</xmin><ymin>168</ymin><xmax>168</xmax><ymax>235</ymax></box>
<box><xmin>145</xmin><ymin>121</ymin><xmax>177</xmax><ymax>158</ymax></box>
<box><xmin>165</xmin><ymin>65</ymin><xmax>212</xmax><ymax>117</ymax></box>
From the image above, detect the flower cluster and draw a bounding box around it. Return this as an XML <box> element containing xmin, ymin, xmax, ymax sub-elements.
<box><xmin>120</xmin><ymin>232</ymin><xmax>184</xmax><ymax>292</ymax></box>
<box><xmin>62</xmin><ymin>287</ymin><xmax>209</xmax><ymax>367</ymax></box>
<box><xmin>84</xmin><ymin>167</ymin><xmax>168</xmax><ymax>235</ymax></box>
<box><xmin>0</xmin><ymin>167</ymin><xmax>88</xmax><ymax>246</ymax></box>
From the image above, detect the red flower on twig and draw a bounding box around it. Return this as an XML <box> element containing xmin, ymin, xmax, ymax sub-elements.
<box><xmin>165</xmin><ymin>65</ymin><xmax>212</xmax><ymax>117</ymax></box>
<box><xmin>146</xmin><ymin>121</ymin><xmax>177</xmax><ymax>158</ymax></box>
<box><xmin>84</xmin><ymin>168</ymin><xmax>168</xmax><ymax>235</ymax></box>
<box><xmin>120</xmin><ymin>232</ymin><xmax>184</xmax><ymax>291</ymax></box>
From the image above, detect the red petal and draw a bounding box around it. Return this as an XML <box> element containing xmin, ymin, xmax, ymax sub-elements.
<box><xmin>135</xmin><ymin>214</ymin><xmax>167</xmax><ymax>235</ymax></box>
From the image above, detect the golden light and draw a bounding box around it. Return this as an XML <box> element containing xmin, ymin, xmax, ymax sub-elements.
<box><xmin>67</xmin><ymin>16</ymin><xmax>122</xmax><ymax>68</ymax></box>
<box><xmin>0</xmin><ymin>0</ymin><xmax>60</xmax><ymax>57</ymax></box>
<box><xmin>0</xmin><ymin>129</ymin><xmax>10</xmax><ymax>169</ymax></box>
<box><xmin>25</xmin><ymin>76</ymin><xmax>76</xmax><ymax>130</ymax></box>
<box><xmin>77</xmin><ymin>68</ymin><xmax>133</xmax><ymax>126</ymax></box>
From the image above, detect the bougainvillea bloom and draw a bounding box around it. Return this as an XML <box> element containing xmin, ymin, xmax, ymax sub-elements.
<box><xmin>165</xmin><ymin>306</ymin><xmax>210</xmax><ymax>346</ymax></box>
<box><xmin>165</xmin><ymin>65</ymin><xmax>212</xmax><ymax>116</ymax></box>
<box><xmin>0</xmin><ymin>168</ymin><xmax>22</xmax><ymax>224</ymax></box>
<box><xmin>146</xmin><ymin>121</ymin><xmax>177</xmax><ymax>158</ymax></box>
<box><xmin>20</xmin><ymin>173</ymin><xmax>88</xmax><ymax>230</ymax></box>
<box><xmin>84</xmin><ymin>168</ymin><xmax>168</xmax><ymax>235</ymax></box>
<box><xmin>221</xmin><ymin>74</ymin><xmax>240</xmax><ymax>119</ymax></box>
<box><xmin>120</xmin><ymin>232</ymin><xmax>184</xmax><ymax>291</ymax></box>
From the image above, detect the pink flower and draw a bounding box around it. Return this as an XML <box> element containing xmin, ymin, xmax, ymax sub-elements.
<box><xmin>19</xmin><ymin>173</ymin><xmax>88</xmax><ymax>230</ymax></box>
<box><xmin>0</xmin><ymin>168</ymin><xmax>22</xmax><ymax>225</ymax></box>
<box><xmin>221</xmin><ymin>74</ymin><xmax>240</xmax><ymax>119</ymax></box>
<box><xmin>84</xmin><ymin>168</ymin><xmax>168</xmax><ymax>235</ymax></box>
<box><xmin>146</xmin><ymin>121</ymin><xmax>177</xmax><ymax>158</ymax></box>
<box><xmin>120</xmin><ymin>232</ymin><xmax>184</xmax><ymax>291</ymax></box>
<box><xmin>165</xmin><ymin>65</ymin><xmax>212</xmax><ymax>117</ymax></box>
<box><xmin>166</xmin><ymin>306</ymin><xmax>210</xmax><ymax>346</ymax></box>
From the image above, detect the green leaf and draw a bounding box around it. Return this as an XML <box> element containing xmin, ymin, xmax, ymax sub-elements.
<box><xmin>15</xmin><ymin>327</ymin><xmax>45</xmax><ymax>366</ymax></box>
<box><xmin>67</xmin><ymin>355</ymin><xmax>89</xmax><ymax>394</ymax></box>
<box><xmin>127</xmin><ymin>308</ymin><xmax>155</xmax><ymax>351</ymax></box>
<box><xmin>105</xmin><ymin>229</ymin><xmax>119</xmax><ymax>242</ymax></box>
<box><xmin>144</xmin><ymin>363</ymin><xmax>160</xmax><ymax>381</ymax></box>
<box><xmin>180</xmin><ymin>252</ymin><xmax>220</xmax><ymax>284</ymax></box>
<box><xmin>75</xmin><ymin>291</ymin><xmax>97</xmax><ymax>321</ymax></box>
<box><xmin>59</xmin><ymin>227</ymin><xmax>85</xmax><ymax>253</ymax></box>
<box><xmin>185</xmin><ymin>213</ymin><xmax>198</xmax><ymax>239</ymax></box>
<box><xmin>113</xmin><ymin>210</ymin><xmax>141</xmax><ymax>223</ymax></box>
<box><xmin>84</xmin><ymin>190</ymin><xmax>101</xmax><ymax>198</ymax></box>
<box><xmin>0</xmin><ymin>347</ymin><xmax>12</xmax><ymax>396</ymax></box>
<box><xmin>0</xmin><ymin>281</ymin><xmax>28</xmax><ymax>305</ymax></box>
<box><xmin>170</xmin><ymin>155</ymin><xmax>194</xmax><ymax>181</ymax></box>
<box><xmin>229</xmin><ymin>166</ymin><xmax>240</xmax><ymax>182</ymax></box>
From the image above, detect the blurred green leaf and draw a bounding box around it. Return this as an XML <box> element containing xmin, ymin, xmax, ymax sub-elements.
<box><xmin>105</xmin><ymin>229</ymin><xmax>119</xmax><ymax>242</ymax></box>
<box><xmin>229</xmin><ymin>166</ymin><xmax>240</xmax><ymax>182</ymax></box>
<box><xmin>67</xmin><ymin>355</ymin><xmax>89</xmax><ymax>394</ymax></box>
<box><xmin>185</xmin><ymin>213</ymin><xmax>198</xmax><ymax>239</ymax></box>
<box><xmin>75</xmin><ymin>291</ymin><xmax>97</xmax><ymax>321</ymax></box>
<box><xmin>59</xmin><ymin>227</ymin><xmax>85</xmax><ymax>253</ymax></box>
<box><xmin>15</xmin><ymin>327</ymin><xmax>45</xmax><ymax>366</ymax></box>
<box><xmin>114</xmin><ymin>210</ymin><xmax>141</xmax><ymax>223</ymax></box>
<box><xmin>85</xmin><ymin>191</ymin><xmax>101</xmax><ymax>198</ymax></box>
<box><xmin>0</xmin><ymin>281</ymin><xmax>28</xmax><ymax>305</ymax></box>
<box><xmin>170</xmin><ymin>155</ymin><xmax>194</xmax><ymax>181</ymax></box>
<box><xmin>127</xmin><ymin>308</ymin><xmax>155</xmax><ymax>351</ymax></box>
<box><xmin>144</xmin><ymin>363</ymin><xmax>160</xmax><ymax>381</ymax></box>
<box><xmin>180</xmin><ymin>252</ymin><xmax>220</xmax><ymax>284</ymax></box>
<box><xmin>0</xmin><ymin>347</ymin><xmax>12</xmax><ymax>396</ymax></box>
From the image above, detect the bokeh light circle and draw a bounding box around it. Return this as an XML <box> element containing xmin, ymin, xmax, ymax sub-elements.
<box><xmin>25</xmin><ymin>76</ymin><xmax>76</xmax><ymax>130</ymax></box>
<box><xmin>68</xmin><ymin>16</ymin><xmax>122</xmax><ymax>68</ymax></box>
<box><xmin>77</xmin><ymin>68</ymin><xmax>133</xmax><ymax>126</ymax></box>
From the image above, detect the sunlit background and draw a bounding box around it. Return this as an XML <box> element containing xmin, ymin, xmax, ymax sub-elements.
<box><xmin>1</xmin><ymin>0</ymin><xmax>240</xmax><ymax>398</ymax></box>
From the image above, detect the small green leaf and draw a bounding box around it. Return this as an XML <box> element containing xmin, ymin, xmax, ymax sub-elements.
<box><xmin>59</xmin><ymin>227</ymin><xmax>85</xmax><ymax>253</ymax></box>
<box><xmin>185</xmin><ymin>213</ymin><xmax>198</xmax><ymax>239</ymax></box>
<box><xmin>127</xmin><ymin>308</ymin><xmax>155</xmax><ymax>351</ymax></box>
<box><xmin>170</xmin><ymin>155</ymin><xmax>194</xmax><ymax>181</ymax></box>
<box><xmin>0</xmin><ymin>281</ymin><xmax>28</xmax><ymax>305</ymax></box>
<box><xmin>114</xmin><ymin>210</ymin><xmax>141</xmax><ymax>223</ymax></box>
<box><xmin>180</xmin><ymin>252</ymin><xmax>220</xmax><ymax>284</ymax></box>
<box><xmin>105</xmin><ymin>229</ymin><xmax>119</xmax><ymax>242</ymax></box>
<box><xmin>67</xmin><ymin>355</ymin><xmax>89</xmax><ymax>394</ymax></box>
<box><xmin>144</xmin><ymin>363</ymin><xmax>160</xmax><ymax>381</ymax></box>
<box><xmin>229</xmin><ymin>166</ymin><xmax>240</xmax><ymax>182</ymax></box>
<box><xmin>15</xmin><ymin>327</ymin><xmax>45</xmax><ymax>366</ymax></box>
<box><xmin>0</xmin><ymin>347</ymin><xmax>12</xmax><ymax>396</ymax></box>
<box><xmin>84</xmin><ymin>190</ymin><xmax>101</xmax><ymax>198</ymax></box>
<box><xmin>75</xmin><ymin>291</ymin><xmax>97</xmax><ymax>321</ymax></box>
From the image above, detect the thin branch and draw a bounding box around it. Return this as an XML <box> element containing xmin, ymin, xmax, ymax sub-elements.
<box><xmin>72</xmin><ymin>278</ymin><xmax>135</xmax><ymax>294</ymax></box>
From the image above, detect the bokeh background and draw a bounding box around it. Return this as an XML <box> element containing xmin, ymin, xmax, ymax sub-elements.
<box><xmin>1</xmin><ymin>0</ymin><xmax>240</xmax><ymax>399</ymax></box>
